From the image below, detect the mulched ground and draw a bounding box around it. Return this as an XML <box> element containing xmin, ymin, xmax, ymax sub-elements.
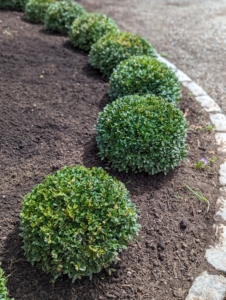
<box><xmin>0</xmin><ymin>10</ymin><xmax>222</xmax><ymax>300</ymax></box>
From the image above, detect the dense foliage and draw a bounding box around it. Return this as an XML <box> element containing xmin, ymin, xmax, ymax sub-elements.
<box><xmin>96</xmin><ymin>94</ymin><xmax>187</xmax><ymax>174</ymax></box>
<box><xmin>0</xmin><ymin>264</ymin><xmax>13</xmax><ymax>300</ymax></box>
<box><xmin>20</xmin><ymin>165</ymin><xmax>140</xmax><ymax>281</ymax></box>
<box><xmin>0</xmin><ymin>0</ymin><xmax>28</xmax><ymax>10</ymax></box>
<box><xmin>69</xmin><ymin>13</ymin><xmax>119</xmax><ymax>51</ymax></box>
<box><xmin>109</xmin><ymin>55</ymin><xmax>181</xmax><ymax>104</ymax></box>
<box><xmin>44</xmin><ymin>0</ymin><xmax>86</xmax><ymax>35</ymax></box>
<box><xmin>89</xmin><ymin>32</ymin><xmax>157</xmax><ymax>77</ymax></box>
<box><xmin>25</xmin><ymin>0</ymin><xmax>55</xmax><ymax>23</ymax></box>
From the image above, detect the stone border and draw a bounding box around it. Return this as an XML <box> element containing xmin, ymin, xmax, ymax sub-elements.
<box><xmin>157</xmin><ymin>54</ymin><xmax>226</xmax><ymax>299</ymax></box>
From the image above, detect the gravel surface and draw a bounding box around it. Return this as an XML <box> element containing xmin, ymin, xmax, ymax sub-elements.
<box><xmin>78</xmin><ymin>0</ymin><xmax>226</xmax><ymax>112</ymax></box>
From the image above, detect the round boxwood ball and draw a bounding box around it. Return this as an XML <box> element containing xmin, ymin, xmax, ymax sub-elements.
<box><xmin>89</xmin><ymin>32</ymin><xmax>157</xmax><ymax>78</ymax></box>
<box><xmin>0</xmin><ymin>264</ymin><xmax>12</xmax><ymax>300</ymax></box>
<box><xmin>109</xmin><ymin>55</ymin><xmax>181</xmax><ymax>104</ymax></box>
<box><xmin>25</xmin><ymin>0</ymin><xmax>56</xmax><ymax>23</ymax></box>
<box><xmin>44</xmin><ymin>0</ymin><xmax>87</xmax><ymax>35</ymax></box>
<box><xmin>96</xmin><ymin>94</ymin><xmax>188</xmax><ymax>174</ymax></box>
<box><xmin>0</xmin><ymin>0</ymin><xmax>28</xmax><ymax>10</ymax></box>
<box><xmin>20</xmin><ymin>165</ymin><xmax>140</xmax><ymax>281</ymax></box>
<box><xmin>69</xmin><ymin>13</ymin><xmax>119</xmax><ymax>51</ymax></box>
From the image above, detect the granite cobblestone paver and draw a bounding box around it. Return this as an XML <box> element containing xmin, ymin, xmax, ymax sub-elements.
<box><xmin>185</xmin><ymin>271</ymin><xmax>226</xmax><ymax>300</ymax></box>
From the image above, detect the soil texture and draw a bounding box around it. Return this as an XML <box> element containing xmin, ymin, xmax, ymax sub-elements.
<box><xmin>0</xmin><ymin>11</ymin><xmax>221</xmax><ymax>300</ymax></box>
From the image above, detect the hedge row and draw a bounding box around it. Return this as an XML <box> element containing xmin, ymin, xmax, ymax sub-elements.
<box><xmin>0</xmin><ymin>0</ymin><xmax>188</xmax><ymax>288</ymax></box>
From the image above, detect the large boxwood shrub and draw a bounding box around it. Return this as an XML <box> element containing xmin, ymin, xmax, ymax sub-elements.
<box><xmin>25</xmin><ymin>0</ymin><xmax>56</xmax><ymax>23</ymax></box>
<box><xmin>44</xmin><ymin>0</ymin><xmax>87</xmax><ymax>35</ymax></box>
<box><xmin>89</xmin><ymin>32</ymin><xmax>157</xmax><ymax>77</ymax></box>
<box><xmin>0</xmin><ymin>264</ymin><xmax>13</xmax><ymax>300</ymax></box>
<box><xmin>69</xmin><ymin>13</ymin><xmax>119</xmax><ymax>51</ymax></box>
<box><xmin>96</xmin><ymin>94</ymin><xmax>187</xmax><ymax>174</ymax></box>
<box><xmin>0</xmin><ymin>0</ymin><xmax>28</xmax><ymax>11</ymax></box>
<box><xmin>109</xmin><ymin>55</ymin><xmax>181</xmax><ymax>104</ymax></box>
<box><xmin>20</xmin><ymin>165</ymin><xmax>140</xmax><ymax>281</ymax></box>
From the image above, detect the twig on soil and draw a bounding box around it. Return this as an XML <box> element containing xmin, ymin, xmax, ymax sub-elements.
<box><xmin>173</xmin><ymin>262</ymin><xmax>177</xmax><ymax>278</ymax></box>
<box><xmin>136</xmin><ymin>241</ymin><xmax>141</xmax><ymax>249</ymax></box>
<box><xmin>151</xmin><ymin>271</ymin><xmax>157</xmax><ymax>281</ymax></box>
<box><xmin>184</xmin><ymin>184</ymin><xmax>210</xmax><ymax>212</ymax></box>
<box><xmin>215</xmin><ymin>225</ymin><xmax>219</xmax><ymax>237</ymax></box>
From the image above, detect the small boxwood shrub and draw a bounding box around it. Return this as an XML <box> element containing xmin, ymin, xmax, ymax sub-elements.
<box><xmin>96</xmin><ymin>94</ymin><xmax>187</xmax><ymax>174</ymax></box>
<box><xmin>89</xmin><ymin>32</ymin><xmax>157</xmax><ymax>77</ymax></box>
<box><xmin>69</xmin><ymin>13</ymin><xmax>119</xmax><ymax>51</ymax></box>
<box><xmin>0</xmin><ymin>264</ymin><xmax>13</xmax><ymax>300</ymax></box>
<box><xmin>0</xmin><ymin>0</ymin><xmax>28</xmax><ymax>11</ymax></box>
<box><xmin>109</xmin><ymin>55</ymin><xmax>181</xmax><ymax>104</ymax></box>
<box><xmin>25</xmin><ymin>0</ymin><xmax>56</xmax><ymax>23</ymax></box>
<box><xmin>44</xmin><ymin>0</ymin><xmax>87</xmax><ymax>35</ymax></box>
<box><xmin>20</xmin><ymin>165</ymin><xmax>140</xmax><ymax>281</ymax></box>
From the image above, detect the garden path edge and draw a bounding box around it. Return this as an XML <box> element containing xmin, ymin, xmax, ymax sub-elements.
<box><xmin>157</xmin><ymin>54</ymin><xmax>226</xmax><ymax>300</ymax></box>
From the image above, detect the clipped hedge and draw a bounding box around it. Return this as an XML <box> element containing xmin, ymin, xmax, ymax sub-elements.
<box><xmin>69</xmin><ymin>13</ymin><xmax>119</xmax><ymax>51</ymax></box>
<box><xmin>25</xmin><ymin>0</ymin><xmax>56</xmax><ymax>23</ymax></box>
<box><xmin>20</xmin><ymin>165</ymin><xmax>140</xmax><ymax>281</ymax></box>
<box><xmin>109</xmin><ymin>55</ymin><xmax>181</xmax><ymax>104</ymax></box>
<box><xmin>44</xmin><ymin>0</ymin><xmax>87</xmax><ymax>35</ymax></box>
<box><xmin>0</xmin><ymin>264</ymin><xmax>13</xmax><ymax>300</ymax></box>
<box><xmin>0</xmin><ymin>0</ymin><xmax>28</xmax><ymax>11</ymax></box>
<box><xmin>96</xmin><ymin>94</ymin><xmax>187</xmax><ymax>174</ymax></box>
<box><xmin>89</xmin><ymin>32</ymin><xmax>157</xmax><ymax>77</ymax></box>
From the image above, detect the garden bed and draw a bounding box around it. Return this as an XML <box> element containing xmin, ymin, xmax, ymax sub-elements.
<box><xmin>0</xmin><ymin>11</ymin><xmax>221</xmax><ymax>300</ymax></box>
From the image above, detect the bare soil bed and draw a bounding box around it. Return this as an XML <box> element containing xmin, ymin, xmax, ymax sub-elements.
<box><xmin>0</xmin><ymin>10</ymin><xmax>221</xmax><ymax>300</ymax></box>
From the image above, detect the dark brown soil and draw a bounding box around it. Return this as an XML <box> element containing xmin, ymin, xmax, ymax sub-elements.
<box><xmin>0</xmin><ymin>10</ymin><xmax>221</xmax><ymax>300</ymax></box>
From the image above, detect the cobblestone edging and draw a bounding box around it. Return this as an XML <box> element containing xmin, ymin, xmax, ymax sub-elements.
<box><xmin>157</xmin><ymin>54</ymin><xmax>226</xmax><ymax>299</ymax></box>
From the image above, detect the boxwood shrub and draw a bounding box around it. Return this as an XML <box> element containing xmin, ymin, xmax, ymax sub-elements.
<box><xmin>20</xmin><ymin>165</ymin><xmax>140</xmax><ymax>281</ymax></box>
<box><xmin>96</xmin><ymin>94</ymin><xmax>187</xmax><ymax>174</ymax></box>
<box><xmin>44</xmin><ymin>0</ymin><xmax>87</xmax><ymax>35</ymax></box>
<box><xmin>25</xmin><ymin>0</ymin><xmax>56</xmax><ymax>23</ymax></box>
<box><xmin>69</xmin><ymin>13</ymin><xmax>119</xmax><ymax>51</ymax></box>
<box><xmin>109</xmin><ymin>55</ymin><xmax>181</xmax><ymax>104</ymax></box>
<box><xmin>89</xmin><ymin>32</ymin><xmax>157</xmax><ymax>77</ymax></box>
<box><xmin>0</xmin><ymin>0</ymin><xmax>28</xmax><ymax>10</ymax></box>
<box><xmin>0</xmin><ymin>264</ymin><xmax>13</xmax><ymax>300</ymax></box>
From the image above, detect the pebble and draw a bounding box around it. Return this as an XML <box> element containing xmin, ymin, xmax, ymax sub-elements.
<box><xmin>180</xmin><ymin>217</ymin><xmax>187</xmax><ymax>229</ymax></box>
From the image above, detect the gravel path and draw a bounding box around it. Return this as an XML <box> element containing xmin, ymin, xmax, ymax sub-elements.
<box><xmin>79</xmin><ymin>0</ymin><xmax>226</xmax><ymax>112</ymax></box>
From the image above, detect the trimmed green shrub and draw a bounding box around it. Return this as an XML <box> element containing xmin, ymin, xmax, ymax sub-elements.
<box><xmin>96</xmin><ymin>94</ymin><xmax>187</xmax><ymax>174</ymax></box>
<box><xmin>69</xmin><ymin>13</ymin><xmax>119</xmax><ymax>51</ymax></box>
<box><xmin>44</xmin><ymin>0</ymin><xmax>87</xmax><ymax>35</ymax></box>
<box><xmin>25</xmin><ymin>0</ymin><xmax>56</xmax><ymax>23</ymax></box>
<box><xmin>0</xmin><ymin>264</ymin><xmax>13</xmax><ymax>300</ymax></box>
<box><xmin>109</xmin><ymin>55</ymin><xmax>181</xmax><ymax>104</ymax></box>
<box><xmin>20</xmin><ymin>165</ymin><xmax>140</xmax><ymax>281</ymax></box>
<box><xmin>89</xmin><ymin>32</ymin><xmax>157</xmax><ymax>77</ymax></box>
<box><xmin>0</xmin><ymin>0</ymin><xmax>28</xmax><ymax>11</ymax></box>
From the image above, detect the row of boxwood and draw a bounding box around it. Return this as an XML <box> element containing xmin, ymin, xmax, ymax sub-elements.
<box><xmin>0</xmin><ymin>0</ymin><xmax>188</xmax><ymax>295</ymax></box>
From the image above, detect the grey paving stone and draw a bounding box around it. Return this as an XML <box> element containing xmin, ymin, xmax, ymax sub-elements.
<box><xmin>215</xmin><ymin>196</ymin><xmax>226</xmax><ymax>221</ymax></box>
<box><xmin>210</xmin><ymin>113</ymin><xmax>226</xmax><ymax>132</ymax></box>
<box><xmin>175</xmin><ymin>69</ymin><xmax>192</xmax><ymax>82</ymax></box>
<box><xmin>219</xmin><ymin>162</ymin><xmax>226</xmax><ymax>186</ymax></box>
<box><xmin>215</xmin><ymin>132</ymin><xmax>226</xmax><ymax>153</ymax></box>
<box><xmin>186</xmin><ymin>271</ymin><xmax>226</xmax><ymax>300</ymax></box>
<box><xmin>196</xmin><ymin>95</ymin><xmax>222</xmax><ymax>113</ymax></box>
<box><xmin>183</xmin><ymin>81</ymin><xmax>207</xmax><ymax>97</ymax></box>
<box><xmin>205</xmin><ymin>224</ymin><xmax>226</xmax><ymax>272</ymax></box>
<box><xmin>156</xmin><ymin>54</ymin><xmax>177</xmax><ymax>70</ymax></box>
